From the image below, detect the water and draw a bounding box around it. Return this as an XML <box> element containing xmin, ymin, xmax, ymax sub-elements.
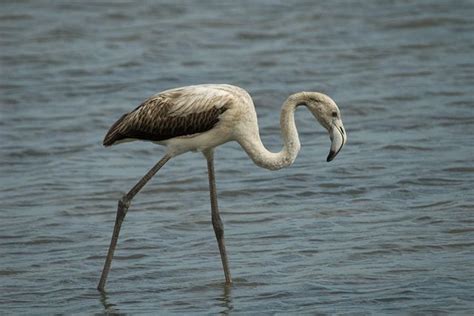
<box><xmin>1</xmin><ymin>0</ymin><xmax>473</xmax><ymax>314</ymax></box>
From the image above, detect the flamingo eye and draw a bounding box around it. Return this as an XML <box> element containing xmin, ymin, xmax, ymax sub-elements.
<box><xmin>332</xmin><ymin>111</ymin><xmax>338</xmax><ymax>118</ymax></box>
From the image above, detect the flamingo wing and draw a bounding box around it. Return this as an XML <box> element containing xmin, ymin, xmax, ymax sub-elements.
<box><xmin>103</xmin><ymin>85</ymin><xmax>231</xmax><ymax>146</ymax></box>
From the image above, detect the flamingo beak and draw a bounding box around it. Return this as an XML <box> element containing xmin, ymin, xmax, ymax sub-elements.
<box><xmin>327</xmin><ymin>123</ymin><xmax>346</xmax><ymax>162</ymax></box>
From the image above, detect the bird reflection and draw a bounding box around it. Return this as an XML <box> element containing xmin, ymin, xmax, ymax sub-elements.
<box><xmin>217</xmin><ymin>284</ymin><xmax>234</xmax><ymax>315</ymax></box>
<box><xmin>98</xmin><ymin>283</ymin><xmax>234</xmax><ymax>314</ymax></box>
<box><xmin>99</xmin><ymin>290</ymin><xmax>122</xmax><ymax>315</ymax></box>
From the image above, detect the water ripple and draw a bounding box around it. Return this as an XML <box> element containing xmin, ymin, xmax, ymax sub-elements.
<box><xmin>1</xmin><ymin>0</ymin><xmax>473</xmax><ymax>314</ymax></box>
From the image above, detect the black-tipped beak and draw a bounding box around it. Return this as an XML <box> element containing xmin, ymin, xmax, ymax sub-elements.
<box><xmin>326</xmin><ymin>124</ymin><xmax>346</xmax><ymax>162</ymax></box>
<box><xmin>327</xmin><ymin>150</ymin><xmax>337</xmax><ymax>162</ymax></box>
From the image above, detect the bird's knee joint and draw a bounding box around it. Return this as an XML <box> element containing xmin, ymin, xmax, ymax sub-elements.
<box><xmin>212</xmin><ymin>216</ymin><xmax>224</xmax><ymax>238</ymax></box>
<box><xmin>119</xmin><ymin>195</ymin><xmax>131</xmax><ymax>207</ymax></box>
<box><xmin>118</xmin><ymin>196</ymin><xmax>131</xmax><ymax>216</ymax></box>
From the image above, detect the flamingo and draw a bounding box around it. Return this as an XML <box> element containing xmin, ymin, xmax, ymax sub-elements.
<box><xmin>97</xmin><ymin>84</ymin><xmax>347</xmax><ymax>291</ymax></box>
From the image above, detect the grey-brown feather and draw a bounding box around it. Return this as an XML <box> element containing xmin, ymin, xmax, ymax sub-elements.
<box><xmin>103</xmin><ymin>92</ymin><xmax>229</xmax><ymax>146</ymax></box>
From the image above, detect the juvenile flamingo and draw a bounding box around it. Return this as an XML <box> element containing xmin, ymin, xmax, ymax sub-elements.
<box><xmin>98</xmin><ymin>84</ymin><xmax>347</xmax><ymax>291</ymax></box>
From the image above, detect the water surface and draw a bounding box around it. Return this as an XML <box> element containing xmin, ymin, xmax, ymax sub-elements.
<box><xmin>1</xmin><ymin>0</ymin><xmax>473</xmax><ymax>314</ymax></box>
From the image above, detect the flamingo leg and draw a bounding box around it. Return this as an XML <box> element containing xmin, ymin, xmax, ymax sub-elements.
<box><xmin>97</xmin><ymin>154</ymin><xmax>172</xmax><ymax>292</ymax></box>
<box><xmin>204</xmin><ymin>150</ymin><xmax>232</xmax><ymax>285</ymax></box>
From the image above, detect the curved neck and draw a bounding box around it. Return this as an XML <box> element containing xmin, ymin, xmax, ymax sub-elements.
<box><xmin>239</xmin><ymin>96</ymin><xmax>303</xmax><ymax>170</ymax></box>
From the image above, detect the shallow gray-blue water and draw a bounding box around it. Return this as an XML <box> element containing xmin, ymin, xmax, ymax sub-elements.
<box><xmin>1</xmin><ymin>0</ymin><xmax>473</xmax><ymax>314</ymax></box>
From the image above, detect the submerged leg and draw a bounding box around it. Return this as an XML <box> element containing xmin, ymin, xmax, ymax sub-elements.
<box><xmin>97</xmin><ymin>154</ymin><xmax>172</xmax><ymax>292</ymax></box>
<box><xmin>204</xmin><ymin>149</ymin><xmax>232</xmax><ymax>284</ymax></box>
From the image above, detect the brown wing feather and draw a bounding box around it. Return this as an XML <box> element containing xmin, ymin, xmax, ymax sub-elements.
<box><xmin>103</xmin><ymin>90</ymin><xmax>229</xmax><ymax>146</ymax></box>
